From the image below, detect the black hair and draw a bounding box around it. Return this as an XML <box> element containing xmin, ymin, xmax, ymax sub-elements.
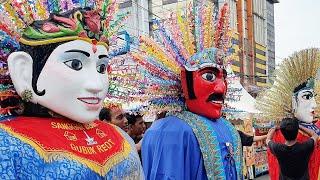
<box><xmin>14</xmin><ymin>43</ymin><xmax>63</xmax><ymax>117</ymax></box>
<box><xmin>185</xmin><ymin>70</ymin><xmax>196</xmax><ymax>99</ymax></box>
<box><xmin>156</xmin><ymin>111</ymin><xmax>167</xmax><ymax>120</ymax></box>
<box><xmin>16</xmin><ymin>43</ymin><xmax>63</xmax><ymax>117</ymax></box>
<box><xmin>126</xmin><ymin>114</ymin><xmax>143</xmax><ymax>125</ymax></box>
<box><xmin>280</xmin><ymin>117</ymin><xmax>299</xmax><ymax>141</ymax></box>
<box><xmin>99</xmin><ymin>107</ymin><xmax>112</xmax><ymax>121</ymax></box>
<box><xmin>19</xmin><ymin>43</ymin><xmax>63</xmax><ymax>96</ymax></box>
<box><xmin>222</xmin><ymin>69</ymin><xmax>227</xmax><ymax>79</ymax></box>
<box><xmin>293</xmin><ymin>81</ymin><xmax>308</xmax><ymax>94</ymax></box>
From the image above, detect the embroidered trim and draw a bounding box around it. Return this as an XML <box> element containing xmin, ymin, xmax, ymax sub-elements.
<box><xmin>173</xmin><ymin>111</ymin><xmax>242</xmax><ymax>180</ymax></box>
<box><xmin>222</xmin><ymin>118</ymin><xmax>243</xmax><ymax>179</ymax></box>
<box><xmin>19</xmin><ymin>36</ymin><xmax>108</xmax><ymax>48</ymax></box>
<box><xmin>0</xmin><ymin>122</ymin><xmax>131</xmax><ymax>176</ymax></box>
<box><xmin>299</xmin><ymin>121</ymin><xmax>320</xmax><ymax>135</ymax></box>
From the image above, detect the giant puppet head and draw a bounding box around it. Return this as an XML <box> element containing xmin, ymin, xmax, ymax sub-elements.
<box><xmin>181</xmin><ymin>48</ymin><xmax>228</xmax><ymax>119</ymax></box>
<box><xmin>0</xmin><ymin>1</ymin><xmax>126</xmax><ymax>123</ymax></box>
<box><xmin>292</xmin><ymin>78</ymin><xmax>317</xmax><ymax>123</ymax></box>
<box><xmin>256</xmin><ymin>48</ymin><xmax>320</xmax><ymax>123</ymax></box>
<box><xmin>128</xmin><ymin>2</ymin><xmax>231</xmax><ymax>120</ymax></box>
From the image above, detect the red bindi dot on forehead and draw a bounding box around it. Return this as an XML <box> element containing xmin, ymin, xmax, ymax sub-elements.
<box><xmin>92</xmin><ymin>39</ymin><xmax>97</xmax><ymax>53</ymax></box>
<box><xmin>107</xmin><ymin>65</ymin><xmax>112</xmax><ymax>74</ymax></box>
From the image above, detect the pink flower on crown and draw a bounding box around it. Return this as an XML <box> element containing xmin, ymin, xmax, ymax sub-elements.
<box><xmin>83</xmin><ymin>10</ymin><xmax>101</xmax><ymax>34</ymax></box>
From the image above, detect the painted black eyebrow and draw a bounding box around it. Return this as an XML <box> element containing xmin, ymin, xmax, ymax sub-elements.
<box><xmin>65</xmin><ymin>50</ymin><xmax>90</xmax><ymax>57</ymax></box>
<box><xmin>199</xmin><ymin>67</ymin><xmax>219</xmax><ymax>72</ymax></box>
<box><xmin>301</xmin><ymin>90</ymin><xmax>313</xmax><ymax>94</ymax></box>
<box><xmin>98</xmin><ymin>55</ymin><xmax>109</xmax><ymax>59</ymax></box>
<box><xmin>199</xmin><ymin>67</ymin><xmax>219</xmax><ymax>75</ymax></box>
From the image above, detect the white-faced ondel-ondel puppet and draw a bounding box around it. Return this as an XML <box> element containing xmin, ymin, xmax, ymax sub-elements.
<box><xmin>0</xmin><ymin>1</ymin><xmax>143</xmax><ymax>179</ymax></box>
<box><xmin>121</xmin><ymin>1</ymin><xmax>243</xmax><ymax>179</ymax></box>
<box><xmin>256</xmin><ymin>48</ymin><xmax>320</xmax><ymax>180</ymax></box>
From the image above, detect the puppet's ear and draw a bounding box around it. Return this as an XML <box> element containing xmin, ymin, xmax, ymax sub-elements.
<box><xmin>8</xmin><ymin>51</ymin><xmax>37</xmax><ymax>103</ymax></box>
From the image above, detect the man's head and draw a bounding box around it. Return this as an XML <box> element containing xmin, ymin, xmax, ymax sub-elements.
<box><xmin>280</xmin><ymin>117</ymin><xmax>299</xmax><ymax>141</ymax></box>
<box><xmin>292</xmin><ymin>78</ymin><xmax>317</xmax><ymax>123</ymax></box>
<box><xmin>126</xmin><ymin>114</ymin><xmax>146</xmax><ymax>137</ymax></box>
<box><xmin>99</xmin><ymin>107</ymin><xmax>128</xmax><ymax>132</ymax></box>
<box><xmin>7</xmin><ymin>8</ymin><xmax>111</xmax><ymax>123</ymax></box>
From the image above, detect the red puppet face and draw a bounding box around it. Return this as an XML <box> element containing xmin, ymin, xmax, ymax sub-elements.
<box><xmin>181</xmin><ymin>67</ymin><xmax>227</xmax><ymax>120</ymax></box>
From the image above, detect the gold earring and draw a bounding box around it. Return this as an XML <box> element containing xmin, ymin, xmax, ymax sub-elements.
<box><xmin>21</xmin><ymin>89</ymin><xmax>33</xmax><ymax>102</ymax></box>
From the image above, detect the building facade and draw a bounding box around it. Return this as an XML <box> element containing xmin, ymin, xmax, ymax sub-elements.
<box><xmin>118</xmin><ymin>0</ymin><xmax>150</xmax><ymax>37</ymax></box>
<box><xmin>266</xmin><ymin>0</ymin><xmax>279</xmax><ymax>83</ymax></box>
<box><xmin>234</xmin><ymin>0</ymin><xmax>278</xmax><ymax>91</ymax></box>
<box><xmin>253</xmin><ymin>0</ymin><xmax>267</xmax><ymax>87</ymax></box>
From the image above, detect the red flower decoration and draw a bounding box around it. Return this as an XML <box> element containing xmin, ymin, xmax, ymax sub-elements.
<box><xmin>107</xmin><ymin>65</ymin><xmax>112</xmax><ymax>74</ymax></box>
<box><xmin>84</xmin><ymin>10</ymin><xmax>101</xmax><ymax>34</ymax></box>
<box><xmin>42</xmin><ymin>22</ymin><xmax>60</xmax><ymax>33</ymax></box>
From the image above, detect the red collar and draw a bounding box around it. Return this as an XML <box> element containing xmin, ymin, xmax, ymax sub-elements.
<box><xmin>0</xmin><ymin>116</ymin><xmax>131</xmax><ymax>176</ymax></box>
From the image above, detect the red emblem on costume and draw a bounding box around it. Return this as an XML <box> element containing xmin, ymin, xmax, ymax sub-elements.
<box><xmin>0</xmin><ymin>117</ymin><xmax>131</xmax><ymax>176</ymax></box>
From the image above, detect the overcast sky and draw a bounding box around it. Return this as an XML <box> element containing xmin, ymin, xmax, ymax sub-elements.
<box><xmin>274</xmin><ymin>0</ymin><xmax>320</xmax><ymax>64</ymax></box>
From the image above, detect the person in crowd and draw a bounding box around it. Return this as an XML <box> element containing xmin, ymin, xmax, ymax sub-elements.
<box><xmin>99</xmin><ymin>105</ymin><xmax>129</xmax><ymax>132</ymax></box>
<box><xmin>266</xmin><ymin>117</ymin><xmax>318</xmax><ymax>180</ymax></box>
<box><xmin>125</xmin><ymin>113</ymin><xmax>146</xmax><ymax>159</ymax></box>
<box><xmin>126</xmin><ymin>114</ymin><xmax>146</xmax><ymax>144</ymax></box>
<box><xmin>230</xmin><ymin>121</ymin><xmax>268</xmax><ymax>146</ymax></box>
<box><xmin>238</xmin><ymin>130</ymin><xmax>267</xmax><ymax>146</ymax></box>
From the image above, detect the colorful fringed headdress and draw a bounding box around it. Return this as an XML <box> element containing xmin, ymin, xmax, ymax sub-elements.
<box><xmin>256</xmin><ymin>48</ymin><xmax>320</xmax><ymax>121</ymax></box>
<box><xmin>0</xmin><ymin>0</ymin><xmax>128</xmax><ymax>118</ymax></box>
<box><xmin>108</xmin><ymin>1</ymin><xmax>234</xmax><ymax>114</ymax></box>
<box><xmin>103</xmin><ymin>99</ymin><xmax>122</xmax><ymax>110</ymax></box>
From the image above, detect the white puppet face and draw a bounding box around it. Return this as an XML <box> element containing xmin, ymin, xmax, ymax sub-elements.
<box><xmin>8</xmin><ymin>40</ymin><xmax>109</xmax><ymax>123</ymax></box>
<box><xmin>293</xmin><ymin>89</ymin><xmax>317</xmax><ymax>123</ymax></box>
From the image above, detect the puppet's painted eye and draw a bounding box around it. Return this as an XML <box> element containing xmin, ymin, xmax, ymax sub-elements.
<box><xmin>302</xmin><ymin>93</ymin><xmax>313</xmax><ymax>100</ymax></box>
<box><xmin>201</xmin><ymin>72</ymin><xmax>216</xmax><ymax>82</ymax></box>
<box><xmin>64</xmin><ymin>59</ymin><xmax>83</xmax><ymax>71</ymax></box>
<box><xmin>97</xmin><ymin>64</ymin><xmax>107</xmax><ymax>74</ymax></box>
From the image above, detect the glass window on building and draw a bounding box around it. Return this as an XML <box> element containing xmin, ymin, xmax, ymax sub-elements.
<box><xmin>225</xmin><ymin>0</ymin><xmax>237</xmax><ymax>30</ymax></box>
<box><xmin>162</xmin><ymin>0</ymin><xmax>178</xmax><ymax>5</ymax></box>
<box><xmin>253</xmin><ymin>0</ymin><xmax>265</xmax><ymax>17</ymax></box>
<box><xmin>119</xmin><ymin>0</ymin><xmax>132</xmax><ymax>9</ymax></box>
<box><xmin>254</xmin><ymin>16</ymin><xmax>266</xmax><ymax>46</ymax></box>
